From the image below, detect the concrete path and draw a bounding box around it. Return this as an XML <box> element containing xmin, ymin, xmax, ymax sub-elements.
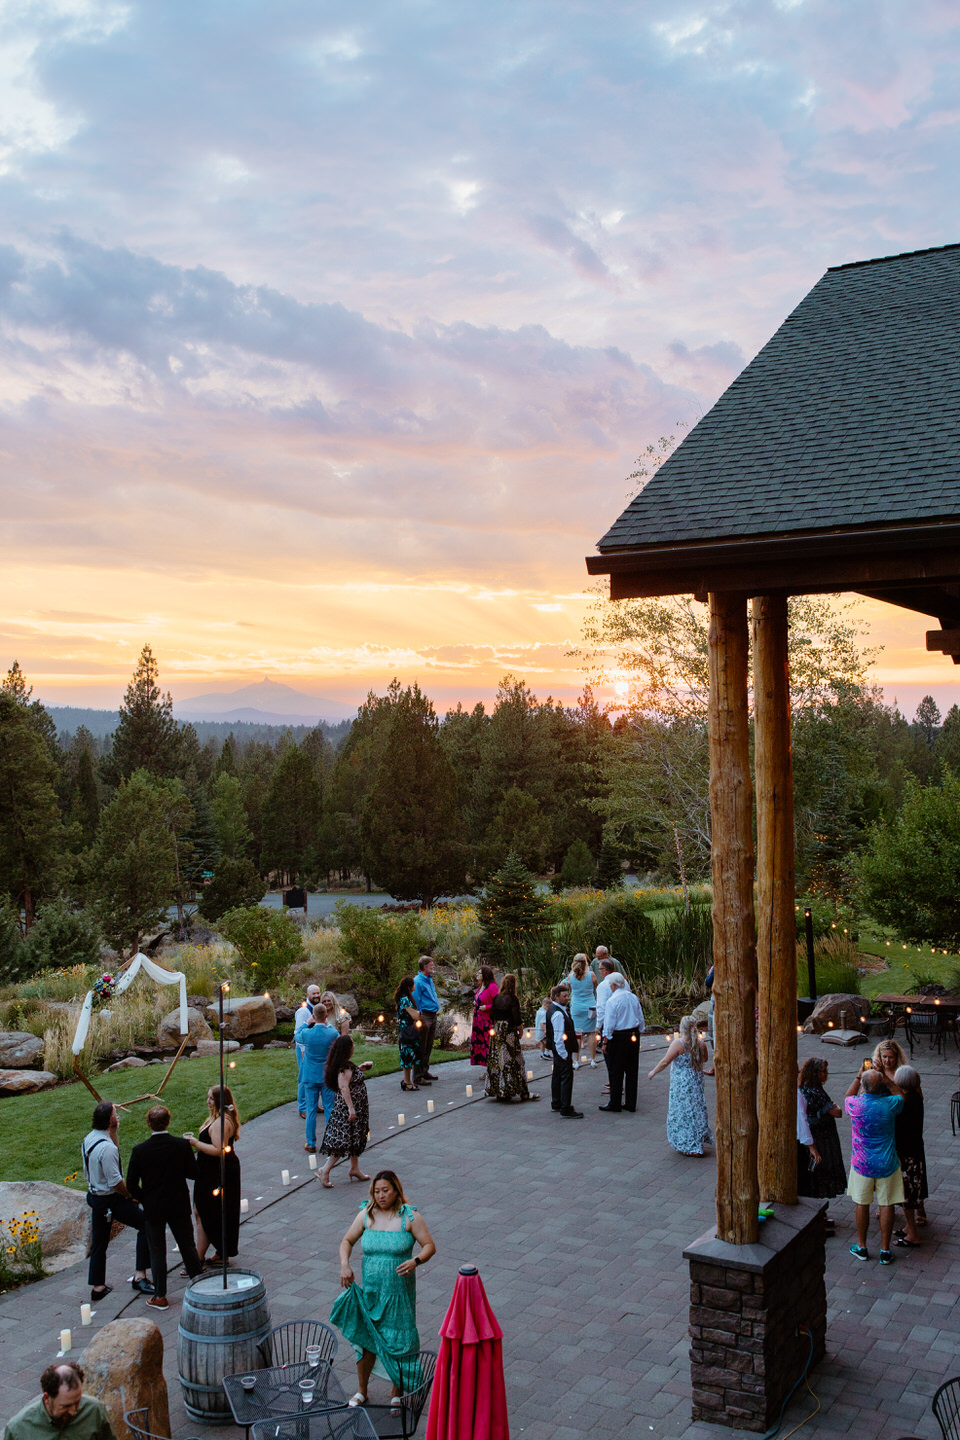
<box><xmin>3</xmin><ymin>1032</ymin><xmax>959</xmax><ymax>1439</ymax></box>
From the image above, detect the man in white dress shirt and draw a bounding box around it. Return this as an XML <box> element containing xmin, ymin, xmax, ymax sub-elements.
<box><xmin>545</xmin><ymin>983</ymin><xmax>583</xmax><ymax>1118</ymax></box>
<box><xmin>599</xmin><ymin>973</ymin><xmax>645</xmax><ymax>1113</ymax></box>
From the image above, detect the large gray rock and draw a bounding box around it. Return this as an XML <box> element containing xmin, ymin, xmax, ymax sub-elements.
<box><xmin>0</xmin><ymin>1180</ymin><xmax>89</xmax><ymax>1273</ymax></box>
<box><xmin>105</xmin><ymin>1056</ymin><xmax>148</xmax><ymax>1071</ymax></box>
<box><xmin>0</xmin><ymin>1068</ymin><xmax>58</xmax><ymax>1094</ymax></box>
<box><xmin>336</xmin><ymin>992</ymin><xmax>359</xmax><ymax>1022</ymax></box>
<box><xmin>82</xmin><ymin>1319</ymin><xmax>169</xmax><ymax>1440</ymax></box>
<box><xmin>0</xmin><ymin>1032</ymin><xmax>44</xmax><ymax>1068</ymax></box>
<box><xmin>157</xmin><ymin>1007</ymin><xmax>213</xmax><ymax>1048</ymax></box>
<box><xmin>192</xmin><ymin>1038</ymin><xmax>240</xmax><ymax>1055</ymax></box>
<box><xmin>803</xmin><ymin>993</ymin><xmax>871</xmax><ymax>1035</ymax></box>
<box><xmin>206</xmin><ymin>995</ymin><xmax>276</xmax><ymax>1039</ymax></box>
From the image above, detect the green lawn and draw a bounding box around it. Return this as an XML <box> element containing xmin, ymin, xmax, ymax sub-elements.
<box><xmin>0</xmin><ymin>1045</ymin><xmax>461</xmax><ymax>1187</ymax></box>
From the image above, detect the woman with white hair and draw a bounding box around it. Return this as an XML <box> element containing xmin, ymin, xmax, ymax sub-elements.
<box><xmin>893</xmin><ymin>1064</ymin><xmax>928</xmax><ymax>1245</ymax></box>
<box><xmin>647</xmin><ymin>1015</ymin><xmax>714</xmax><ymax>1156</ymax></box>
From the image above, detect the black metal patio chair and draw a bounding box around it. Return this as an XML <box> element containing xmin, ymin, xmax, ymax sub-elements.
<box><xmin>251</xmin><ymin>1410</ymin><xmax>377</xmax><ymax>1440</ymax></box>
<box><xmin>257</xmin><ymin>1320</ymin><xmax>338</xmax><ymax>1369</ymax></box>
<box><xmin>125</xmin><ymin>1409</ymin><xmax>200</xmax><ymax>1440</ymax></box>
<box><xmin>933</xmin><ymin>1376</ymin><xmax>960</xmax><ymax>1438</ymax></box>
<box><xmin>362</xmin><ymin>1349</ymin><xmax>438</xmax><ymax>1439</ymax></box>
<box><xmin>903</xmin><ymin>1005</ymin><xmax>945</xmax><ymax>1057</ymax></box>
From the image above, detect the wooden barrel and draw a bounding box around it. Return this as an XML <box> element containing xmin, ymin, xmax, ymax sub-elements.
<box><xmin>177</xmin><ymin>1269</ymin><xmax>271</xmax><ymax>1422</ymax></box>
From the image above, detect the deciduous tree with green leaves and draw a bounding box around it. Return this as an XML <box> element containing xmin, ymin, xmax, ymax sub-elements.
<box><xmin>857</xmin><ymin>770</ymin><xmax>960</xmax><ymax>946</ymax></box>
<box><xmin>218</xmin><ymin>904</ymin><xmax>304</xmax><ymax>990</ymax></box>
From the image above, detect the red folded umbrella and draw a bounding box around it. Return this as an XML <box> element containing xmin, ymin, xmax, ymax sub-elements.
<box><xmin>425</xmin><ymin>1264</ymin><xmax>509</xmax><ymax>1440</ymax></box>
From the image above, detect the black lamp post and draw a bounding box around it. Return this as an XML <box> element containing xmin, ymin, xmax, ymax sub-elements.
<box><xmin>218</xmin><ymin>981</ymin><xmax>228</xmax><ymax>1291</ymax></box>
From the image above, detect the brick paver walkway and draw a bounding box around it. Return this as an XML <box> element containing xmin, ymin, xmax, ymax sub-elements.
<box><xmin>3</xmin><ymin>1033</ymin><xmax>959</xmax><ymax>1438</ymax></box>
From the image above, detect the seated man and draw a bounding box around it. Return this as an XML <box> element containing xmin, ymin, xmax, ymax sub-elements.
<box><xmin>4</xmin><ymin>1362</ymin><xmax>116</xmax><ymax>1440</ymax></box>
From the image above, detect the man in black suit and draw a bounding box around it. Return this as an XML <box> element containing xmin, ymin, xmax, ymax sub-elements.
<box><xmin>544</xmin><ymin>983</ymin><xmax>583</xmax><ymax>1118</ymax></box>
<box><xmin>127</xmin><ymin>1104</ymin><xmax>203</xmax><ymax>1310</ymax></box>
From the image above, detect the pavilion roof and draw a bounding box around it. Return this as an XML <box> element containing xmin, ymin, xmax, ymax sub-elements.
<box><xmin>587</xmin><ymin>242</ymin><xmax>960</xmax><ymax>624</ymax></box>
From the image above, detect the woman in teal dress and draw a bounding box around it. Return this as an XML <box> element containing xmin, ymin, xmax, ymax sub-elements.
<box><xmin>331</xmin><ymin>1169</ymin><xmax>437</xmax><ymax>1410</ymax></box>
<box><xmin>647</xmin><ymin>1015</ymin><xmax>714</xmax><ymax>1156</ymax></box>
<box><xmin>394</xmin><ymin>977</ymin><xmax>422</xmax><ymax>1093</ymax></box>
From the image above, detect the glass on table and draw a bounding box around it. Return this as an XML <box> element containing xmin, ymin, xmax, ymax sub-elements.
<box><xmin>305</xmin><ymin>1345</ymin><xmax>322</xmax><ymax>1368</ymax></box>
<box><xmin>298</xmin><ymin>1377</ymin><xmax>316</xmax><ymax>1406</ymax></box>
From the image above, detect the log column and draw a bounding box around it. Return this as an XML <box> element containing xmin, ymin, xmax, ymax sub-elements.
<box><xmin>752</xmin><ymin>594</ymin><xmax>798</xmax><ymax>1204</ymax></box>
<box><xmin>708</xmin><ymin>591</ymin><xmax>758</xmax><ymax>1244</ymax></box>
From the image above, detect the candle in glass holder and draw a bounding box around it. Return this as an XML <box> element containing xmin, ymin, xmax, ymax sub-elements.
<box><xmin>398</xmin><ymin>1113</ymin><xmax>405</xmax><ymax>1125</ymax></box>
<box><xmin>427</xmin><ymin>1099</ymin><xmax>435</xmax><ymax>1113</ymax></box>
<box><xmin>281</xmin><ymin>1169</ymin><xmax>290</xmax><ymax>1186</ymax></box>
<box><xmin>526</xmin><ymin>1070</ymin><xmax>533</xmax><ymax>1081</ymax></box>
<box><xmin>60</xmin><ymin>1329</ymin><xmax>71</xmax><ymax>1352</ymax></box>
<box><xmin>80</xmin><ymin>1304</ymin><xmax>92</xmax><ymax>1326</ymax></box>
<box><xmin>240</xmin><ymin>1198</ymin><xmax>249</xmax><ymax>1214</ymax></box>
<box><xmin>308</xmin><ymin>1153</ymin><xmax>318</xmax><ymax>1170</ymax></box>
<box><xmin>465</xmin><ymin>1084</ymin><xmax>473</xmax><ymax>1097</ymax></box>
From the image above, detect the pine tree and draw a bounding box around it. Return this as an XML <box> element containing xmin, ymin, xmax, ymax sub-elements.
<box><xmin>72</xmin><ymin>746</ymin><xmax>101</xmax><ymax>845</ymax></box>
<box><xmin>477</xmin><ymin>852</ymin><xmax>548</xmax><ymax>959</ymax></box>
<box><xmin>260</xmin><ymin>744</ymin><xmax>322</xmax><ymax>883</ymax></box>
<box><xmin>86</xmin><ymin>770</ymin><xmax>178</xmax><ymax>954</ymax></box>
<box><xmin>595</xmin><ymin>837</ymin><xmax>624</xmax><ymax>890</ymax></box>
<box><xmin>360</xmin><ymin>685</ymin><xmax>467</xmax><ymax>906</ymax></box>
<box><xmin>0</xmin><ymin>691</ymin><xmax>65</xmax><ymax>928</ymax></box>
<box><xmin>560</xmin><ymin>838</ymin><xmax>595</xmax><ymax>888</ymax></box>
<box><xmin>914</xmin><ymin>695</ymin><xmax>942</xmax><ymax>751</ymax></box>
<box><xmin>103</xmin><ymin>645</ymin><xmax>183</xmax><ymax>783</ymax></box>
<box><xmin>210</xmin><ymin>773</ymin><xmax>253</xmax><ymax>860</ymax></box>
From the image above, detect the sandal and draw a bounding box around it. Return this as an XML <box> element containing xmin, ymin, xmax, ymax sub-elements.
<box><xmin>348</xmin><ymin>1393</ymin><xmax>367</xmax><ymax>1408</ymax></box>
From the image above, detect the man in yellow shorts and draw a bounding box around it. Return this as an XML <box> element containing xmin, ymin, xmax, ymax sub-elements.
<box><xmin>844</xmin><ymin>1063</ymin><xmax>905</xmax><ymax>1266</ymax></box>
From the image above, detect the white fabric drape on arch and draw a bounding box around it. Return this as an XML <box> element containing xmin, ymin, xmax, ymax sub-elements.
<box><xmin>72</xmin><ymin>952</ymin><xmax>189</xmax><ymax>1056</ymax></box>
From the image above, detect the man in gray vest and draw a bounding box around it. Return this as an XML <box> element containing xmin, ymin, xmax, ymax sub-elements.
<box><xmin>81</xmin><ymin>1101</ymin><xmax>153</xmax><ymax>1304</ymax></box>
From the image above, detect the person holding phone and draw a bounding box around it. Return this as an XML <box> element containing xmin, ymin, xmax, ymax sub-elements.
<box><xmin>844</xmin><ymin>1059</ymin><xmax>905</xmax><ymax>1265</ymax></box>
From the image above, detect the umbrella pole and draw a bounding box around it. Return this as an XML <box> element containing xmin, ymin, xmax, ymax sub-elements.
<box><xmin>219</xmin><ymin>982</ymin><xmax>227</xmax><ymax>1290</ymax></box>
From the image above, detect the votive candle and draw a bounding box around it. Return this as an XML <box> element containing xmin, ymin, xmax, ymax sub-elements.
<box><xmin>398</xmin><ymin>1113</ymin><xmax>405</xmax><ymax>1125</ymax></box>
<box><xmin>308</xmin><ymin>1153</ymin><xmax>318</xmax><ymax>1170</ymax></box>
<box><xmin>465</xmin><ymin>1084</ymin><xmax>473</xmax><ymax>1097</ymax></box>
<box><xmin>60</xmin><ymin>1329</ymin><xmax>71</xmax><ymax>1352</ymax></box>
<box><xmin>281</xmin><ymin>1169</ymin><xmax>290</xmax><ymax>1186</ymax></box>
<box><xmin>240</xmin><ymin>1198</ymin><xmax>249</xmax><ymax>1214</ymax></box>
<box><xmin>80</xmin><ymin>1304</ymin><xmax>92</xmax><ymax>1326</ymax></box>
<box><xmin>427</xmin><ymin>1099</ymin><xmax>435</xmax><ymax>1113</ymax></box>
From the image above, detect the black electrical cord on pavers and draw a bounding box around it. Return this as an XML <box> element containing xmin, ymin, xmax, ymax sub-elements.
<box><xmin>758</xmin><ymin>1327</ymin><xmax>819</xmax><ymax>1440</ymax></box>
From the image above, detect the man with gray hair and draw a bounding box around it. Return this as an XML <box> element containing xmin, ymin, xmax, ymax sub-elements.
<box><xmin>590</xmin><ymin>945</ymin><xmax>622</xmax><ymax>981</ymax></box>
<box><xmin>599</xmin><ymin>973</ymin><xmax>645</xmax><ymax>1113</ymax></box>
<box><xmin>844</xmin><ymin>1062</ymin><xmax>905</xmax><ymax>1265</ymax></box>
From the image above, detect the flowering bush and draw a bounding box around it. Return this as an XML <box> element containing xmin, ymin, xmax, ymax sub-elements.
<box><xmin>0</xmin><ymin>1211</ymin><xmax>44</xmax><ymax>1287</ymax></box>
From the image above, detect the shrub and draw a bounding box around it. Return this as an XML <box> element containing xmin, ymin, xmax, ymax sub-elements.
<box><xmin>560</xmin><ymin>839</ymin><xmax>595</xmax><ymax>889</ymax></box>
<box><xmin>579</xmin><ymin>895</ymin><xmax>657</xmax><ymax>977</ymax></box>
<box><xmin>0</xmin><ymin>902</ymin><xmax>30</xmax><ymax>984</ymax></box>
<box><xmin>218</xmin><ymin>906</ymin><xmax>305</xmax><ymax>991</ymax></box>
<box><xmin>796</xmin><ymin>933</ymin><xmax>861</xmax><ymax>997</ymax></box>
<box><xmin>27</xmin><ymin>898</ymin><xmax>101</xmax><ymax>973</ymax></box>
<box><xmin>334</xmin><ymin>902</ymin><xmax>426</xmax><ymax>1004</ymax></box>
<box><xmin>197</xmin><ymin>859</ymin><xmax>264</xmax><ymax>923</ymax></box>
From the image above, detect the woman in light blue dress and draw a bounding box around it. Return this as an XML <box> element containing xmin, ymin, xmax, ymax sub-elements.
<box><xmin>647</xmin><ymin>1015</ymin><xmax>714</xmax><ymax>1155</ymax></box>
<box><xmin>567</xmin><ymin>953</ymin><xmax>598</xmax><ymax>1066</ymax></box>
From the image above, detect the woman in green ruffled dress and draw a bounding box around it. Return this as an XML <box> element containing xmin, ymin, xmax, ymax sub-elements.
<box><xmin>331</xmin><ymin>1170</ymin><xmax>437</xmax><ymax>1410</ymax></box>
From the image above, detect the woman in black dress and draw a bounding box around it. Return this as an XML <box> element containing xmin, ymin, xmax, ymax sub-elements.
<box><xmin>796</xmin><ymin>1058</ymin><xmax>845</xmax><ymax>1229</ymax></box>
<box><xmin>318</xmin><ymin>1036</ymin><xmax>374</xmax><ymax>1189</ymax></box>
<box><xmin>484</xmin><ymin>974</ymin><xmax>538</xmax><ymax>1103</ymax></box>
<box><xmin>893</xmin><ymin>1064</ymin><xmax>929</xmax><ymax>1245</ymax></box>
<box><xmin>188</xmin><ymin>1085</ymin><xmax>241</xmax><ymax>1266</ymax></box>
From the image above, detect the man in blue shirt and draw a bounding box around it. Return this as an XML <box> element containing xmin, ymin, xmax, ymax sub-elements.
<box><xmin>300</xmin><ymin>1002</ymin><xmax>340</xmax><ymax>1151</ymax></box>
<box><xmin>295</xmin><ymin>984</ymin><xmax>321</xmax><ymax>1116</ymax></box>
<box><xmin>412</xmin><ymin>956</ymin><xmax>440</xmax><ymax>1085</ymax></box>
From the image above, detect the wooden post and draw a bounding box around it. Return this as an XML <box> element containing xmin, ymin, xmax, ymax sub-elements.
<box><xmin>708</xmin><ymin>591</ymin><xmax>759</xmax><ymax>1244</ymax></box>
<box><xmin>753</xmin><ymin>594</ymin><xmax>798</xmax><ymax>1205</ymax></box>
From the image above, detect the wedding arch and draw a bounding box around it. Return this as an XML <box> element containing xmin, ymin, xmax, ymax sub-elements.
<box><xmin>72</xmin><ymin>951</ymin><xmax>192</xmax><ymax>1106</ymax></box>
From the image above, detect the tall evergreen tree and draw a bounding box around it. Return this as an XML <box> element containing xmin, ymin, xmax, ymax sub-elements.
<box><xmin>913</xmin><ymin>694</ymin><xmax>942</xmax><ymax>751</ymax></box>
<box><xmin>0</xmin><ymin>691</ymin><xmax>65</xmax><ymax>929</ymax></box>
<box><xmin>477</xmin><ymin>852</ymin><xmax>549</xmax><ymax>960</ymax></box>
<box><xmin>103</xmin><ymin>645</ymin><xmax>183</xmax><ymax>783</ymax></box>
<box><xmin>86</xmin><ymin>769</ymin><xmax>177</xmax><ymax>954</ymax></box>
<box><xmin>210</xmin><ymin>772</ymin><xmax>253</xmax><ymax>860</ymax></box>
<box><xmin>260</xmin><ymin>743</ymin><xmax>322</xmax><ymax>883</ymax></box>
<box><xmin>360</xmin><ymin>684</ymin><xmax>467</xmax><ymax>906</ymax></box>
<box><xmin>935</xmin><ymin>704</ymin><xmax>960</xmax><ymax>775</ymax></box>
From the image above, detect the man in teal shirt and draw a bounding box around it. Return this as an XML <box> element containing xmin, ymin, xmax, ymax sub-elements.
<box><xmin>300</xmin><ymin>1001</ymin><xmax>340</xmax><ymax>1152</ymax></box>
<box><xmin>4</xmin><ymin>1364</ymin><xmax>116</xmax><ymax>1440</ymax></box>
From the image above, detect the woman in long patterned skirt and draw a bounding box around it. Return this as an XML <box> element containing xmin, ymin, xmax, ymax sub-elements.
<box><xmin>894</xmin><ymin>1064</ymin><xmax>929</xmax><ymax>1245</ymax></box>
<box><xmin>484</xmin><ymin>974</ymin><xmax>539</xmax><ymax>1102</ymax></box>
<box><xmin>647</xmin><ymin>1015</ymin><xmax>714</xmax><ymax>1155</ymax></box>
<box><xmin>319</xmin><ymin>1036</ymin><xmax>373</xmax><ymax>1188</ymax></box>
<box><xmin>470</xmin><ymin>966</ymin><xmax>499</xmax><ymax>1070</ymax></box>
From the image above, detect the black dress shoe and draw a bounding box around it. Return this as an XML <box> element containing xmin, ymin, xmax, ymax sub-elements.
<box><xmin>598</xmin><ymin>1105</ymin><xmax>622</xmax><ymax>1112</ymax></box>
<box><xmin>423</xmin><ymin>1073</ymin><xmax>440</xmax><ymax>1081</ymax></box>
<box><xmin>416</xmin><ymin>1078</ymin><xmax>432</xmax><ymax>1086</ymax></box>
<box><xmin>91</xmin><ymin>1285</ymin><xmax>113</xmax><ymax>1302</ymax></box>
<box><xmin>551</xmin><ymin>1103</ymin><xmax>562</xmax><ymax>1111</ymax></box>
<box><xmin>560</xmin><ymin>1109</ymin><xmax>584</xmax><ymax>1118</ymax></box>
<box><xmin>131</xmin><ymin>1278</ymin><xmax>156</xmax><ymax>1295</ymax></box>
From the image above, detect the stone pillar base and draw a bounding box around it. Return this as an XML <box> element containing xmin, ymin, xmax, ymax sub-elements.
<box><xmin>684</xmin><ymin>1198</ymin><xmax>827</xmax><ymax>1431</ymax></box>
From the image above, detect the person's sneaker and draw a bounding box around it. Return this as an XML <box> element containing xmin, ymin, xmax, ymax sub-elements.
<box><xmin>879</xmin><ymin>1249</ymin><xmax>895</xmax><ymax>1265</ymax></box>
<box><xmin>849</xmin><ymin>1244</ymin><xmax>869</xmax><ymax>1262</ymax></box>
<box><xmin>146</xmin><ymin>1295</ymin><xmax>170</xmax><ymax>1310</ymax></box>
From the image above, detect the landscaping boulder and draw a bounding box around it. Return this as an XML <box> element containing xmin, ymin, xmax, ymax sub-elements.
<box><xmin>0</xmin><ymin>1032</ymin><xmax>44</xmax><ymax>1068</ymax></box>
<box><xmin>157</xmin><ymin>1008</ymin><xmax>213</xmax><ymax>1048</ymax></box>
<box><xmin>105</xmin><ymin>1056</ymin><xmax>148</xmax><ymax>1071</ymax></box>
<box><xmin>205</xmin><ymin>995</ymin><xmax>276</xmax><ymax>1039</ymax></box>
<box><xmin>0</xmin><ymin>1180</ymin><xmax>89</xmax><ymax>1273</ymax></box>
<box><xmin>273</xmin><ymin>1004</ymin><xmax>296</xmax><ymax>1023</ymax></box>
<box><xmin>803</xmin><ymin>993</ymin><xmax>871</xmax><ymax>1034</ymax></box>
<box><xmin>0</xmin><ymin>1068</ymin><xmax>58</xmax><ymax>1095</ymax></box>
<box><xmin>187</xmin><ymin>994</ymin><xmax>212</xmax><ymax>1010</ymax></box>
<box><xmin>192</xmin><ymin>1038</ymin><xmax>240</xmax><ymax>1056</ymax></box>
<box><xmin>82</xmin><ymin>1318</ymin><xmax>169</xmax><ymax>1440</ymax></box>
<box><xmin>335</xmin><ymin>992</ymin><xmax>359</xmax><ymax>1022</ymax></box>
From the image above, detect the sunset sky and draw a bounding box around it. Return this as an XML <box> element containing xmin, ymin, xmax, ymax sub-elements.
<box><xmin>2</xmin><ymin>1</ymin><xmax>960</xmax><ymax>718</ymax></box>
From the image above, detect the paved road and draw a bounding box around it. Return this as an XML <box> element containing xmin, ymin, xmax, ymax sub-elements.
<box><xmin>3</xmin><ymin>1034</ymin><xmax>958</xmax><ymax>1439</ymax></box>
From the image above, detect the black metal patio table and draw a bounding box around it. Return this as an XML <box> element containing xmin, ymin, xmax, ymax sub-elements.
<box><xmin>222</xmin><ymin>1360</ymin><xmax>348</xmax><ymax>1434</ymax></box>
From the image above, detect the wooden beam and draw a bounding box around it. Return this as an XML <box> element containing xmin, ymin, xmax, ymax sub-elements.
<box><xmin>859</xmin><ymin>585</ymin><xmax>960</xmax><ymax>624</ymax></box>
<box><xmin>926</xmin><ymin>628</ymin><xmax>960</xmax><ymax>656</ymax></box>
<box><xmin>708</xmin><ymin>591</ymin><xmax>759</xmax><ymax>1244</ymax></box>
<box><xmin>752</xmin><ymin>595</ymin><xmax>798</xmax><ymax>1206</ymax></box>
<box><xmin>603</xmin><ymin>547</ymin><xmax>960</xmax><ymax>604</ymax></box>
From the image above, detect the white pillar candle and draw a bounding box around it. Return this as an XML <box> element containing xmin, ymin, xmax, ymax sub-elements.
<box><xmin>308</xmin><ymin>1153</ymin><xmax>317</xmax><ymax>1170</ymax></box>
<box><xmin>60</xmin><ymin>1329</ymin><xmax>72</xmax><ymax>1352</ymax></box>
<box><xmin>80</xmin><ymin>1304</ymin><xmax>92</xmax><ymax>1326</ymax></box>
<box><xmin>398</xmin><ymin>1113</ymin><xmax>405</xmax><ymax>1125</ymax></box>
<box><xmin>281</xmin><ymin>1169</ymin><xmax>290</xmax><ymax>1186</ymax></box>
<box><xmin>526</xmin><ymin>1071</ymin><xmax>533</xmax><ymax>1081</ymax></box>
<box><xmin>427</xmin><ymin>1099</ymin><xmax>435</xmax><ymax>1114</ymax></box>
<box><xmin>465</xmin><ymin>1084</ymin><xmax>473</xmax><ymax>1097</ymax></box>
<box><xmin>240</xmin><ymin>1198</ymin><xmax>249</xmax><ymax>1214</ymax></box>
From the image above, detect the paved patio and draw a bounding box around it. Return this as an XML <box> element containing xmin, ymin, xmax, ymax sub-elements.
<box><xmin>3</xmin><ymin>1031</ymin><xmax>959</xmax><ymax>1439</ymax></box>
